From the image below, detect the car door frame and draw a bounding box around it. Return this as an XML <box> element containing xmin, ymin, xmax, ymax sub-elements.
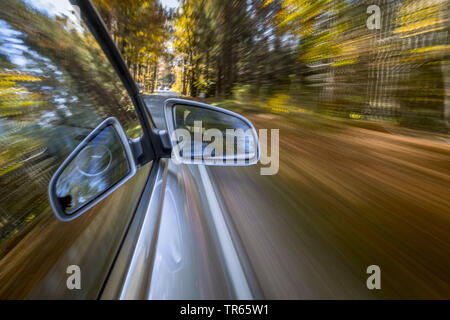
<box><xmin>73</xmin><ymin>0</ymin><xmax>167</xmax><ymax>298</ymax></box>
<box><xmin>75</xmin><ymin>1</ymin><xmax>260</xmax><ymax>300</ymax></box>
<box><xmin>74</xmin><ymin>0</ymin><xmax>166</xmax><ymax>166</ymax></box>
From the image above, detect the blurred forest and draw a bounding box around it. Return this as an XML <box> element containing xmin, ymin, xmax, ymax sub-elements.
<box><xmin>95</xmin><ymin>0</ymin><xmax>450</xmax><ymax>132</ymax></box>
<box><xmin>0</xmin><ymin>0</ymin><xmax>141</xmax><ymax>259</ymax></box>
<box><xmin>93</xmin><ymin>0</ymin><xmax>170</xmax><ymax>92</ymax></box>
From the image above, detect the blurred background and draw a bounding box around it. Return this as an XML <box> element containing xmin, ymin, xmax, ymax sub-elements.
<box><xmin>0</xmin><ymin>0</ymin><xmax>449</xmax><ymax>299</ymax></box>
<box><xmin>93</xmin><ymin>0</ymin><xmax>450</xmax><ymax>298</ymax></box>
<box><xmin>95</xmin><ymin>0</ymin><xmax>450</xmax><ymax>133</ymax></box>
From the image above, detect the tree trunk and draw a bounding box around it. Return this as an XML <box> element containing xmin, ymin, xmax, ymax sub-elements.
<box><xmin>217</xmin><ymin>56</ymin><xmax>222</xmax><ymax>96</ymax></box>
<box><xmin>205</xmin><ymin>49</ymin><xmax>209</xmax><ymax>83</ymax></box>
<box><xmin>151</xmin><ymin>64</ymin><xmax>157</xmax><ymax>93</ymax></box>
<box><xmin>442</xmin><ymin>0</ymin><xmax>450</xmax><ymax>130</ymax></box>
<box><xmin>182</xmin><ymin>62</ymin><xmax>187</xmax><ymax>96</ymax></box>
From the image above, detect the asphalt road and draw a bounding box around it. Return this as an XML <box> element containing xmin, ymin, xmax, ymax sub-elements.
<box><xmin>209</xmin><ymin>108</ymin><xmax>450</xmax><ymax>299</ymax></box>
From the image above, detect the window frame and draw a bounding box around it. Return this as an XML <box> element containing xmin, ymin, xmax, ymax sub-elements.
<box><xmin>74</xmin><ymin>0</ymin><xmax>166</xmax><ymax>166</ymax></box>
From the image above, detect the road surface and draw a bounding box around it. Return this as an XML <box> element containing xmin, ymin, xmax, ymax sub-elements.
<box><xmin>210</xmin><ymin>107</ymin><xmax>450</xmax><ymax>299</ymax></box>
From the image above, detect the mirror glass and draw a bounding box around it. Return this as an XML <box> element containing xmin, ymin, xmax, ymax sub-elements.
<box><xmin>55</xmin><ymin>125</ymin><xmax>130</xmax><ymax>214</ymax></box>
<box><xmin>173</xmin><ymin>104</ymin><xmax>257</xmax><ymax>164</ymax></box>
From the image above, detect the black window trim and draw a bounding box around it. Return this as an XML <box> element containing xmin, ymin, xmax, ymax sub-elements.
<box><xmin>72</xmin><ymin>0</ymin><xmax>166</xmax><ymax>165</ymax></box>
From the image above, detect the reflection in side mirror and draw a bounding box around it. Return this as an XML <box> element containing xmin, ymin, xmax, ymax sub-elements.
<box><xmin>164</xmin><ymin>99</ymin><xmax>260</xmax><ymax>166</ymax></box>
<box><xmin>48</xmin><ymin>117</ymin><xmax>136</xmax><ymax>222</ymax></box>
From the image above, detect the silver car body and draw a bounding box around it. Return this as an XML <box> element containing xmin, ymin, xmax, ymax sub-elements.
<box><xmin>100</xmin><ymin>94</ymin><xmax>262</xmax><ymax>299</ymax></box>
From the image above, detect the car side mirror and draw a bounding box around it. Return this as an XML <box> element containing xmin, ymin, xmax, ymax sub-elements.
<box><xmin>164</xmin><ymin>99</ymin><xmax>260</xmax><ymax>166</ymax></box>
<box><xmin>48</xmin><ymin>117</ymin><xmax>137</xmax><ymax>222</ymax></box>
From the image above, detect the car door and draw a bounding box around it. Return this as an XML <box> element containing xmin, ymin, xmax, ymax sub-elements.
<box><xmin>102</xmin><ymin>95</ymin><xmax>238</xmax><ymax>299</ymax></box>
<box><xmin>98</xmin><ymin>94</ymin><xmax>261</xmax><ymax>300</ymax></box>
<box><xmin>0</xmin><ymin>0</ymin><xmax>154</xmax><ymax>299</ymax></box>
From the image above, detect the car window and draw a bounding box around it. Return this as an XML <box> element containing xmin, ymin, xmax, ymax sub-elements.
<box><xmin>0</xmin><ymin>0</ymin><xmax>149</xmax><ymax>299</ymax></box>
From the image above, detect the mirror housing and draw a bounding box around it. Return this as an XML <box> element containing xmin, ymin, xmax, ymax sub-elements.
<box><xmin>164</xmin><ymin>99</ymin><xmax>260</xmax><ymax>166</ymax></box>
<box><xmin>48</xmin><ymin>117</ymin><xmax>137</xmax><ymax>222</ymax></box>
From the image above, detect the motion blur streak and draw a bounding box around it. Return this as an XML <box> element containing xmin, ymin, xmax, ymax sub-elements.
<box><xmin>198</xmin><ymin>165</ymin><xmax>253</xmax><ymax>299</ymax></box>
<box><xmin>158</xmin><ymin>0</ymin><xmax>450</xmax><ymax>131</ymax></box>
<box><xmin>210</xmin><ymin>108</ymin><xmax>450</xmax><ymax>299</ymax></box>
